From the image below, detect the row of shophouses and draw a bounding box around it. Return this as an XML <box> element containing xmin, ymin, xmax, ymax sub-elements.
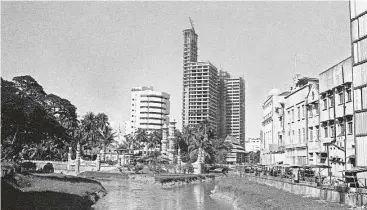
<box><xmin>261</xmin><ymin>57</ymin><xmax>363</xmax><ymax>178</ymax></box>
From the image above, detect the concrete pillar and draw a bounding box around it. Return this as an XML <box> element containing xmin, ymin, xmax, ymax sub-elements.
<box><xmin>121</xmin><ymin>154</ymin><xmax>125</xmax><ymax>165</ymax></box>
<box><xmin>75</xmin><ymin>143</ymin><xmax>80</xmax><ymax>173</ymax></box>
<box><xmin>101</xmin><ymin>149</ymin><xmax>105</xmax><ymax>162</ymax></box>
<box><xmin>194</xmin><ymin>148</ymin><xmax>204</xmax><ymax>174</ymax></box>
<box><xmin>177</xmin><ymin>148</ymin><xmax>183</xmax><ymax>173</ymax></box>
<box><xmin>161</xmin><ymin>124</ymin><xmax>168</xmax><ymax>155</ymax></box>
<box><xmin>168</xmin><ymin>120</ymin><xmax>176</xmax><ymax>163</ymax></box>
<box><xmin>67</xmin><ymin>147</ymin><xmax>72</xmax><ymax>171</ymax></box>
<box><xmin>117</xmin><ymin>156</ymin><xmax>121</xmax><ymax>166</ymax></box>
<box><xmin>198</xmin><ymin>148</ymin><xmax>204</xmax><ymax>164</ymax></box>
<box><xmin>68</xmin><ymin>147</ymin><xmax>72</xmax><ymax>161</ymax></box>
<box><xmin>96</xmin><ymin>153</ymin><xmax>101</xmax><ymax>171</ymax></box>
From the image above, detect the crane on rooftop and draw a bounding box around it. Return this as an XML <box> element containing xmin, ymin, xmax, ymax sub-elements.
<box><xmin>189</xmin><ymin>17</ymin><xmax>195</xmax><ymax>33</ymax></box>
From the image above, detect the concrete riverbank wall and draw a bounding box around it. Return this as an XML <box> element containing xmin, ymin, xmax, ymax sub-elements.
<box><xmin>244</xmin><ymin>174</ymin><xmax>367</xmax><ymax>207</ymax></box>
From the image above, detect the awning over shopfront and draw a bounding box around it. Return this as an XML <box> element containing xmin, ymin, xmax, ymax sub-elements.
<box><xmin>302</xmin><ymin>164</ymin><xmax>331</xmax><ymax>169</ymax></box>
<box><xmin>341</xmin><ymin>167</ymin><xmax>367</xmax><ymax>174</ymax></box>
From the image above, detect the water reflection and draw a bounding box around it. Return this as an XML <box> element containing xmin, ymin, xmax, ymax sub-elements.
<box><xmin>92</xmin><ymin>180</ymin><xmax>233</xmax><ymax>210</ymax></box>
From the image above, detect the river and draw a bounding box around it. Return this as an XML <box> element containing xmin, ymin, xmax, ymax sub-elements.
<box><xmin>92</xmin><ymin>180</ymin><xmax>234</xmax><ymax>210</ymax></box>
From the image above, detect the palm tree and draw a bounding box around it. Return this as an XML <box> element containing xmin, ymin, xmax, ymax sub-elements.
<box><xmin>81</xmin><ymin>112</ymin><xmax>97</xmax><ymax>145</ymax></box>
<box><xmin>212</xmin><ymin>137</ymin><xmax>232</xmax><ymax>164</ymax></box>
<box><xmin>133</xmin><ymin>129</ymin><xmax>149</xmax><ymax>154</ymax></box>
<box><xmin>124</xmin><ymin>133</ymin><xmax>140</xmax><ymax>154</ymax></box>
<box><xmin>97</xmin><ymin>126</ymin><xmax>117</xmax><ymax>151</ymax></box>
<box><xmin>186</xmin><ymin>119</ymin><xmax>216</xmax><ymax>163</ymax></box>
<box><xmin>95</xmin><ymin>113</ymin><xmax>109</xmax><ymax>133</ymax></box>
<box><xmin>147</xmin><ymin>130</ymin><xmax>162</xmax><ymax>151</ymax></box>
<box><xmin>179</xmin><ymin>126</ymin><xmax>194</xmax><ymax>151</ymax></box>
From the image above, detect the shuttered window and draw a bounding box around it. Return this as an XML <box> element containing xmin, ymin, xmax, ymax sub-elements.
<box><xmin>362</xmin><ymin>87</ymin><xmax>367</xmax><ymax>109</ymax></box>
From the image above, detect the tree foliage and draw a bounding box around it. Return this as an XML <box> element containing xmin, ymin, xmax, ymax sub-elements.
<box><xmin>1</xmin><ymin>75</ymin><xmax>116</xmax><ymax>162</ymax></box>
<box><xmin>178</xmin><ymin>119</ymin><xmax>232</xmax><ymax>164</ymax></box>
<box><xmin>1</xmin><ymin>77</ymin><xmax>70</xmax><ymax>161</ymax></box>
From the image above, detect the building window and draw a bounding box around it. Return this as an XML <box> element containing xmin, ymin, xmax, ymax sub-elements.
<box><xmin>339</xmin><ymin>123</ymin><xmax>345</xmax><ymax>136</ymax></box>
<box><xmin>315</xmin><ymin>104</ymin><xmax>319</xmax><ymax>116</ymax></box>
<box><xmin>302</xmin><ymin>105</ymin><xmax>305</xmax><ymax>118</ymax></box>
<box><xmin>348</xmin><ymin>121</ymin><xmax>353</xmax><ymax>135</ymax></box>
<box><xmin>302</xmin><ymin>128</ymin><xmax>305</xmax><ymax>143</ymax></box>
<box><xmin>324</xmin><ymin>126</ymin><xmax>328</xmax><ymax>138</ymax></box>
<box><xmin>363</xmin><ymin>87</ymin><xmax>367</xmax><ymax>109</ymax></box>
<box><xmin>297</xmin><ymin>107</ymin><xmax>300</xmax><ymax>120</ymax></box>
<box><xmin>329</xmin><ymin>95</ymin><xmax>334</xmax><ymax>108</ymax></box>
<box><xmin>339</xmin><ymin>91</ymin><xmax>344</xmax><ymax>105</ymax></box>
<box><xmin>309</xmin><ymin>153</ymin><xmax>314</xmax><ymax>162</ymax></box>
<box><xmin>330</xmin><ymin>125</ymin><xmax>335</xmax><ymax>137</ymax></box>
<box><xmin>309</xmin><ymin>106</ymin><xmax>313</xmax><ymax>118</ymax></box>
<box><xmin>298</xmin><ymin>129</ymin><xmax>301</xmax><ymax>143</ymax></box>
<box><xmin>316</xmin><ymin>126</ymin><xmax>319</xmax><ymax>140</ymax></box>
<box><xmin>309</xmin><ymin>128</ymin><xmax>313</xmax><ymax>142</ymax></box>
<box><xmin>292</xmin><ymin>109</ymin><xmax>294</xmax><ymax>122</ymax></box>
<box><xmin>346</xmin><ymin>88</ymin><xmax>352</xmax><ymax>102</ymax></box>
<box><xmin>323</xmin><ymin>98</ymin><xmax>327</xmax><ymax>110</ymax></box>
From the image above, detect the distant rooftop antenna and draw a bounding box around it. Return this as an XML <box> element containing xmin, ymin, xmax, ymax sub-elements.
<box><xmin>189</xmin><ymin>17</ymin><xmax>195</xmax><ymax>33</ymax></box>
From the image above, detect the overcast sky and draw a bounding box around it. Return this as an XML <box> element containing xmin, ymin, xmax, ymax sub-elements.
<box><xmin>2</xmin><ymin>1</ymin><xmax>351</xmax><ymax>138</ymax></box>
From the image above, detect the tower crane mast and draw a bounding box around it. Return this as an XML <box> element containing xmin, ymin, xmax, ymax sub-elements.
<box><xmin>189</xmin><ymin>17</ymin><xmax>195</xmax><ymax>33</ymax></box>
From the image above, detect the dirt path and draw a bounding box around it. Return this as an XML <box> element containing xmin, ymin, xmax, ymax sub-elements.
<box><xmin>213</xmin><ymin>176</ymin><xmax>350</xmax><ymax>210</ymax></box>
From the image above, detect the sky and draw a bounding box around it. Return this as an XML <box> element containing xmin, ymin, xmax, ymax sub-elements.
<box><xmin>1</xmin><ymin>1</ymin><xmax>351</xmax><ymax>138</ymax></box>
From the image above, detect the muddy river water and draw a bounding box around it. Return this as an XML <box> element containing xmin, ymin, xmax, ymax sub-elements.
<box><xmin>92</xmin><ymin>180</ymin><xmax>233</xmax><ymax>210</ymax></box>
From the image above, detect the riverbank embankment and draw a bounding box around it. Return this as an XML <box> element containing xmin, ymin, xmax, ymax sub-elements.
<box><xmin>155</xmin><ymin>173</ymin><xmax>218</xmax><ymax>188</ymax></box>
<box><xmin>80</xmin><ymin>170</ymin><xmax>221</xmax><ymax>187</ymax></box>
<box><xmin>211</xmin><ymin>176</ymin><xmax>350</xmax><ymax>210</ymax></box>
<box><xmin>1</xmin><ymin>172</ymin><xmax>107</xmax><ymax>210</ymax></box>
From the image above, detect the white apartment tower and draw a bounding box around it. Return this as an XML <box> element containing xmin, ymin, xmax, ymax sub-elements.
<box><xmin>125</xmin><ymin>86</ymin><xmax>170</xmax><ymax>134</ymax></box>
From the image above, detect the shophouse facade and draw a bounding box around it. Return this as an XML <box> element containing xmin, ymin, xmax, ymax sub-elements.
<box><xmin>261</xmin><ymin>89</ymin><xmax>288</xmax><ymax>165</ymax></box>
<box><xmin>284</xmin><ymin>76</ymin><xmax>319</xmax><ymax>166</ymax></box>
<box><xmin>319</xmin><ymin>58</ymin><xmax>355</xmax><ymax>177</ymax></box>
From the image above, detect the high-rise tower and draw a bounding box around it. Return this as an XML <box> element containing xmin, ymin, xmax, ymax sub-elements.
<box><xmin>350</xmin><ymin>0</ymin><xmax>367</xmax><ymax>167</ymax></box>
<box><xmin>125</xmin><ymin>86</ymin><xmax>170</xmax><ymax>134</ymax></box>
<box><xmin>183</xmin><ymin>28</ymin><xmax>198</xmax><ymax>65</ymax></box>
<box><xmin>219</xmin><ymin>70</ymin><xmax>246</xmax><ymax>146</ymax></box>
<box><xmin>182</xmin><ymin>19</ymin><xmax>219</xmax><ymax>132</ymax></box>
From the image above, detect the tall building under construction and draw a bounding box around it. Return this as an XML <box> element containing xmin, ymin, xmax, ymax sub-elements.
<box><xmin>182</xmin><ymin>21</ymin><xmax>219</xmax><ymax>132</ymax></box>
<box><xmin>182</xmin><ymin>19</ymin><xmax>246</xmax><ymax>145</ymax></box>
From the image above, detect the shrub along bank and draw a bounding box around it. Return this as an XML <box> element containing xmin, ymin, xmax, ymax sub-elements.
<box><xmin>1</xmin><ymin>172</ymin><xmax>107</xmax><ymax>210</ymax></box>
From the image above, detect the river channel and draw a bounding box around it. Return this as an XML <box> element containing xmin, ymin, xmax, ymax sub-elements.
<box><xmin>92</xmin><ymin>180</ymin><xmax>234</xmax><ymax>210</ymax></box>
